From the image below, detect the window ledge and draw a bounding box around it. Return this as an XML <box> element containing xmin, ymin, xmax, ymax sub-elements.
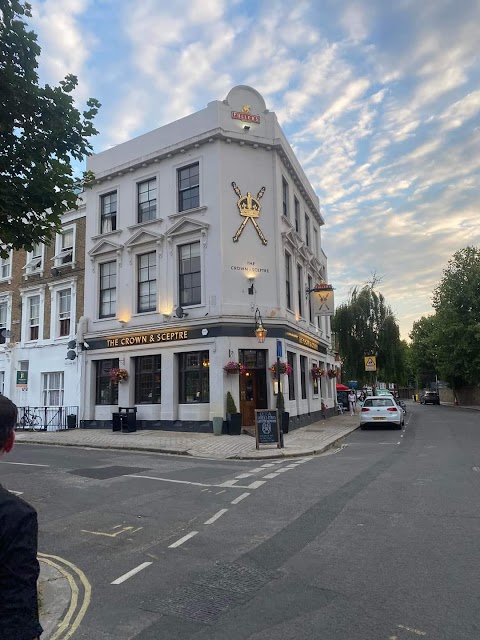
<box><xmin>91</xmin><ymin>229</ymin><xmax>122</xmax><ymax>242</ymax></box>
<box><xmin>52</xmin><ymin>262</ymin><xmax>77</xmax><ymax>272</ymax></box>
<box><xmin>168</xmin><ymin>205</ymin><xmax>207</xmax><ymax>220</ymax></box>
<box><xmin>127</xmin><ymin>218</ymin><xmax>163</xmax><ymax>232</ymax></box>
<box><xmin>0</xmin><ymin>278</ymin><xmax>12</xmax><ymax>285</ymax></box>
<box><xmin>23</xmin><ymin>270</ymin><xmax>44</xmax><ymax>280</ymax></box>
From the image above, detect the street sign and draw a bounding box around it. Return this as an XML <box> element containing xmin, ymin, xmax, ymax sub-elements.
<box><xmin>16</xmin><ymin>371</ymin><xmax>28</xmax><ymax>388</ymax></box>
<box><xmin>364</xmin><ymin>356</ymin><xmax>376</xmax><ymax>372</ymax></box>
<box><xmin>255</xmin><ymin>409</ymin><xmax>281</xmax><ymax>450</ymax></box>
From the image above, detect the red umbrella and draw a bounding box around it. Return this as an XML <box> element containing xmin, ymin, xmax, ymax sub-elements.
<box><xmin>336</xmin><ymin>383</ymin><xmax>349</xmax><ymax>391</ymax></box>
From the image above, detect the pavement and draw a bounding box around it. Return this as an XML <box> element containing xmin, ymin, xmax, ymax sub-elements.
<box><xmin>38</xmin><ymin>559</ymin><xmax>71</xmax><ymax>639</ymax></box>
<box><xmin>16</xmin><ymin>410</ymin><xmax>362</xmax><ymax>460</ymax></box>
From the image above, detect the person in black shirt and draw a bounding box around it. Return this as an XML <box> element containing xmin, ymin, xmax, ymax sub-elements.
<box><xmin>0</xmin><ymin>395</ymin><xmax>43</xmax><ymax>640</ymax></box>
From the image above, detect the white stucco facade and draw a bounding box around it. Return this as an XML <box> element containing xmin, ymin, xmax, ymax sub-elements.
<box><xmin>82</xmin><ymin>86</ymin><xmax>337</xmax><ymax>431</ymax></box>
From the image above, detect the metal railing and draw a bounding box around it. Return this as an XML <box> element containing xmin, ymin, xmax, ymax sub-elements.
<box><xmin>16</xmin><ymin>406</ymin><xmax>79</xmax><ymax>432</ymax></box>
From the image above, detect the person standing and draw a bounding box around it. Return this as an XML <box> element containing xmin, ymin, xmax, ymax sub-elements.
<box><xmin>348</xmin><ymin>389</ymin><xmax>356</xmax><ymax>416</ymax></box>
<box><xmin>0</xmin><ymin>396</ymin><xmax>43</xmax><ymax>640</ymax></box>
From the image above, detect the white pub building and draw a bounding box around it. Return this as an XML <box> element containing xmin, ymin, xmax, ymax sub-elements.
<box><xmin>81</xmin><ymin>86</ymin><xmax>337</xmax><ymax>431</ymax></box>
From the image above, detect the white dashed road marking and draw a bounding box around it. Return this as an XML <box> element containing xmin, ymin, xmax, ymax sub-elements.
<box><xmin>168</xmin><ymin>531</ymin><xmax>198</xmax><ymax>548</ymax></box>
<box><xmin>246</xmin><ymin>480</ymin><xmax>266</xmax><ymax>489</ymax></box>
<box><xmin>231</xmin><ymin>492</ymin><xmax>250</xmax><ymax>504</ymax></box>
<box><xmin>235</xmin><ymin>473</ymin><xmax>253</xmax><ymax>479</ymax></box>
<box><xmin>204</xmin><ymin>509</ymin><xmax>228</xmax><ymax>525</ymax></box>
<box><xmin>111</xmin><ymin>562</ymin><xmax>152</xmax><ymax>585</ymax></box>
<box><xmin>262</xmin><ymin>473</ymin><xmax>280</xmax><ymax>479</ymax></box>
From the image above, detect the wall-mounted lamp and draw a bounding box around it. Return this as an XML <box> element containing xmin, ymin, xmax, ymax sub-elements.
<box><xmin>254</xmin><ymin>308</ymin><xmax>267</xmax><ymax>343</ymax></box>
<box><xmin>119</xmin><ymin>319</ymin><xmax>128</xmax><ymax>327</ymax></box>
<box><xmin>248</xmin><ymin>277</ymin><xmax>255</xmax><ymax>295</ymax></box>
<box><xmin>243</xmin><ymin>124</ymin><xmax>250</xmax><ymax>131</ymax></box>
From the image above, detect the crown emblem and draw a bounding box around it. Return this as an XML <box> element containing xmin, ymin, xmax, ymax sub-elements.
<box><xmin>241</xmin><ymin>104</ymin><xmax>251</xmax><ymax>113</ymax></box>
<box><xmin>231</xmin><ymin>182</ymin><xmax>267</xmax><ymax>245</ymax></box>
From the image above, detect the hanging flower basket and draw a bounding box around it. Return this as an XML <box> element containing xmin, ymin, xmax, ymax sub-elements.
<box><xmin>311</xmin><ymin>367</ymin><xmax>325</xmax><ymax>381</ymax></box>
<box><xmin>327</xmin><ymin>368</ymin><xmax>337</xmax><ymax>379</ymax></box>
<box><xmin>109</xmin><ymin>367</ymin><xmax>129</xmax><ymax>383</ymax></box>
<box><xmin>269</xmin><ymin>361</ymin><xmax>293</xmax><ymax>376</ymax></box>
<box><xmin>223</xmin><ymin>361</ymin><xmax>246</xmax><ymax>374</ymax></box>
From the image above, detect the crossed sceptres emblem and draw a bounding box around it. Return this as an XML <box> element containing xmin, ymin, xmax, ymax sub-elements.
<box><xmin>231</xmin><ymin>182</ymin><xmax>268</xmax><ymax>245</ymax></box>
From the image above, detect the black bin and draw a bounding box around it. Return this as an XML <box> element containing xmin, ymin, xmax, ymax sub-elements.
<box><xmin>112</xmin><ymin>412</ymin><xmax>122</xmax><ymax>432</ymax></box>
<box><xmin>119</xmin><ymin>407</ymin><xmax>137</xmax><ymax>433</ymax></box>
<box><xmin>67</xmin><ymin>414</ymin><xmax>77</xmax><ymax>429</ymax></box>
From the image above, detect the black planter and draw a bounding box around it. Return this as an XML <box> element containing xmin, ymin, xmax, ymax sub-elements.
<box><xmin>281</xmin><ymin>411</ymin><xmax>290</xmax><ymax>434</ymax></box>
<box><xmin>227</xmin><ymin>412</ymin><xmax>242</xmax><ymax>436</ymax></box>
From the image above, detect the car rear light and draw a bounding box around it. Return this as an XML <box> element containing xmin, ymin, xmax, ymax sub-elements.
<box><xmin>361</xmin><ymin>407</ymin><xmax>370</xmax><ymax>412</ymax></box>
<box><xmin>387</xmin><ymin>407</ymin><xmax>398</xmax><ymax>412</ymax></box>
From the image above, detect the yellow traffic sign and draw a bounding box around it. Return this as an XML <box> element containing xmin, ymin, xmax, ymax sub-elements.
<box><xmin>364</xmin><ymin>356</ymin><xmax>377</xmax><ymax>371</ymax></box>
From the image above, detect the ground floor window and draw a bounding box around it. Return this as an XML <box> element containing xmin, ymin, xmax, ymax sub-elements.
<box><xmin>179</xmin><ymin>351</ymin><xmax>209</xmax><ymax>403</ymax></box>
<box><xmin>300</xmin><ymin>355</ymin><xmax>307</xmax><ymax>399</ymax></box>
<box><xmin>287</xmin><ymin>351</ymin><xmax>295</xmax><ymax>400</ymax></box>
<box><xmin>135</xmin><ymin>355</ymin><xmax>161</xmax><ymax>404</ymax></box>
<box><xmin>42</xmin><ymin>372</ymin><xmax>64</xmax><ymax>406</ymax></box>
<box><xmin>95</xmin><ymin>358</ymin><xmax>119</xmax><ymax>405</ymax></box>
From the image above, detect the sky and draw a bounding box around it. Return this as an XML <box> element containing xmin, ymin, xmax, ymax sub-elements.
<box><xmin>28</xmin><ymin>0</ymin><xmax>480</xmax><ymax>340</ymax></box>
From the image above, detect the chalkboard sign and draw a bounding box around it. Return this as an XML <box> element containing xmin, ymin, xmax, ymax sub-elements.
<box><xmin>255</xmin><ymin>409</ymin><xmax>281</xmax><ymax>450</ymax></box>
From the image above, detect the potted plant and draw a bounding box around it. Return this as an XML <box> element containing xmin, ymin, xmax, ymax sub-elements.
<box><xmin>311</xmin><ymin>366</ymin><xmax>325</xmax><ymax>381</ymax></box>
<box><xmin>226</xmin><ymin>391</ymin><xmax>242</xmax><ymax>435</ymax></box>
<box><xmin>268</xmin><ymin>361</ymin><xmax>293</xmax><ymax>376</ymax></box>
<box><xmin>276</xmin><ymin>389</ymin><xmax>290</xmax><ymax>434</ymax></box>
<box><xmin>110</xmin><ymin>367</ymin><xmax>128</xmax><ymax>383</ymax></box>
<box><xmin>327</xmin><ymin>368</ymin><xmax>337</xmax><ymax>379</ymax></box>
<box><xmin>223</xmin><ymin>361</ymin><xmax>246</xmax><ymax>374</ymax></box>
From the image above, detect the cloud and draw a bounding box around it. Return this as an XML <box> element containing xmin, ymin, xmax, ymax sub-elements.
<box><xmin>29</xmin><ymin>0</ymin><xmax>93</xmax><ymax>100</ymax></box>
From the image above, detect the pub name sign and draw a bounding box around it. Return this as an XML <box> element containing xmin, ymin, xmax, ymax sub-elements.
<box><xmin>106</xmin><ymin>330</ymin><xmax>188</xmax><ymax>348</ymax></box>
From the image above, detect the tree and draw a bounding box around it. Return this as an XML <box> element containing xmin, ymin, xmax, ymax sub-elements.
<box><xmin>431</xmin><ymin>246</ymin><xmax>480</xmax><ymax>386</ymax></box>
<box><xmin>332</xmin><ymin>284</ymin><xmax>405</xmax><ymax>385</ymax></box>
<box><xmin>409</xmin><ymin>315</ymin><xmax>439</xmax><ymax>388</ymax></box>
<box><xmin>0</xmin><ymin>0</ymin><xmax>100</xmax><ymax>254</ymax></box>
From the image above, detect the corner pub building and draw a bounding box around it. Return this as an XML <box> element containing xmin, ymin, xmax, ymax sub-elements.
<box><xmin>81</xmin><ymin>86</ymin><xmax>337</xmax><ymax>431</ymax></box>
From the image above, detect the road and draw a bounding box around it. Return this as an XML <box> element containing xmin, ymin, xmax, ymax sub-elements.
<box><xmin>2</xmin><ymin>402</ymin><xmax>479</xmax><ymax>639</ymax></box>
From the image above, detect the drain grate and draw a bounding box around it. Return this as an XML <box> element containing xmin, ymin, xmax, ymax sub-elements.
<box><xmin>69</xmin><ymin>465</ymin><xmax>148</xmax><ymax>479</ymax></box>
<box><xmin>155</xmin><ymin>584</ymin><xmax>238</xmax><ymax>623</ymax></box>
<box><xmin>145</xmin><ymin>563</ymin><xmax>277</xmax><ymax>624</ymax></box>
<box><xmin>195</xmin><ymin>562</ymin><xmax>274</xmax><ymax>594</ymax></box>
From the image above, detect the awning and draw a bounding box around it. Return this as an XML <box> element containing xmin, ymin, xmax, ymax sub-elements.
<box><xmin>336</xmin><ymin>383</ymin><xmax>349</xmax><ymax>391</ymax></box>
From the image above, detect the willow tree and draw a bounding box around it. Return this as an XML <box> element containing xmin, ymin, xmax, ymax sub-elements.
<box><xmin>332</xmin><ymin>285</ymin><xmax>404</xmax><ymax>385</ymax></box>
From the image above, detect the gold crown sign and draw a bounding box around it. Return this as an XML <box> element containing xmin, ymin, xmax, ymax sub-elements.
<box><xmin>231</xmin><ymin>182</ymin><xmax>267</xmax><ymax>245</ymax></box>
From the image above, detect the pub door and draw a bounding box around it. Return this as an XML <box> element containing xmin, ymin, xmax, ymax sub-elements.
<box><xmin>239</xmin><ymin>349</ymin><xmax>268</xmax><ymax>427</ymax></box>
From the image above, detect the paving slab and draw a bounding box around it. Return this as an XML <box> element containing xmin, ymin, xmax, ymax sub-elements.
<box><xmin>15</xmin><ymin>412</ymin><xmax>360</xmax><ymax>460</ymax></box>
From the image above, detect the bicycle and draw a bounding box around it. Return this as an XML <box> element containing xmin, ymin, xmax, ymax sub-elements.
<box><xmin>18</xmin><ymin>408</ymin><xmax>43</xmax><ymax>431</ymax></box>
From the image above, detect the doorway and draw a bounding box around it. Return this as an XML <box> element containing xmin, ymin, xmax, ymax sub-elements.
<box><xmin>239</xmin><ymin>350</ymin><xmax>267</xmax><ymax>427</ymax></box>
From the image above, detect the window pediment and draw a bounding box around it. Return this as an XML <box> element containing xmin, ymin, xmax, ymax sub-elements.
<box><xmin>124</xmin><ymin>229</ymin><xmax>164</xmax><ymax>250</ymax></box>
<box><xmin>166</xmin><ymin>217</ymin><xmax>210</xmax><ymax>253</ymax></box>
<box><xmin>88</xmin><ymin>239</ymin><xmax>124</xmax><ymax>258</ymax></box>
<box><xmin>88</xmin><ymin>239</ymin><xmax>124</xmax><ymax>271</ymax></box>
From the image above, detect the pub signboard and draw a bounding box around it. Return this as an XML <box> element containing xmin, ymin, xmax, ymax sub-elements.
<box><xmin>254</xmin><ymin>409</ymin><xmax>281</xmax><ymax>450</ymax></box>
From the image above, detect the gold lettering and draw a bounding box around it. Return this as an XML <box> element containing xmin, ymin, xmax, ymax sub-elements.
<box><xmin>184</xmin><ymin>330</ymin><xmax>188</xmax><ymax>339</ymax></box>
<box><xmin>142</xmin><ymin>336</ymin><xmax>147</xmax><ymax>343</ymax></box>
<box><xmin>150</xmin><ymin>335</ymin><xmax>155</xmax><ymax>343</ymax></box>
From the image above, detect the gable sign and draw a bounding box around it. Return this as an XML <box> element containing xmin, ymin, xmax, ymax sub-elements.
<box><xmin>231</xmin><ymin>104</ymin><xmax>260</xmax><ymax>124</ymax></box>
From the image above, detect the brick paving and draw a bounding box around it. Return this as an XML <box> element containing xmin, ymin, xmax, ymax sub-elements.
<box><xmin>15</xmin><ymin>412</ymin><xmax>360</xmax><ymax>460</ymax></box>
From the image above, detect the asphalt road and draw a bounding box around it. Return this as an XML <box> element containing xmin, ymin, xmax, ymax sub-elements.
<box><xmin>2</xmin><ymin>402</ymin><xmax>479</xmax><ymax>640</ymax></box>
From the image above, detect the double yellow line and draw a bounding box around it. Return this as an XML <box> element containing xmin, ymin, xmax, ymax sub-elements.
<box><xmin>38</xmin><ymin>553</ymin><xmax>91</xmax><ymax>640</ymax></box>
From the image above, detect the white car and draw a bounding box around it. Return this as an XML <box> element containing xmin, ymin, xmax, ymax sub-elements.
<box><xmin>360</xmin><ymin>396</ymin><xmax>404</xmax><ymax>430</ymax></box>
